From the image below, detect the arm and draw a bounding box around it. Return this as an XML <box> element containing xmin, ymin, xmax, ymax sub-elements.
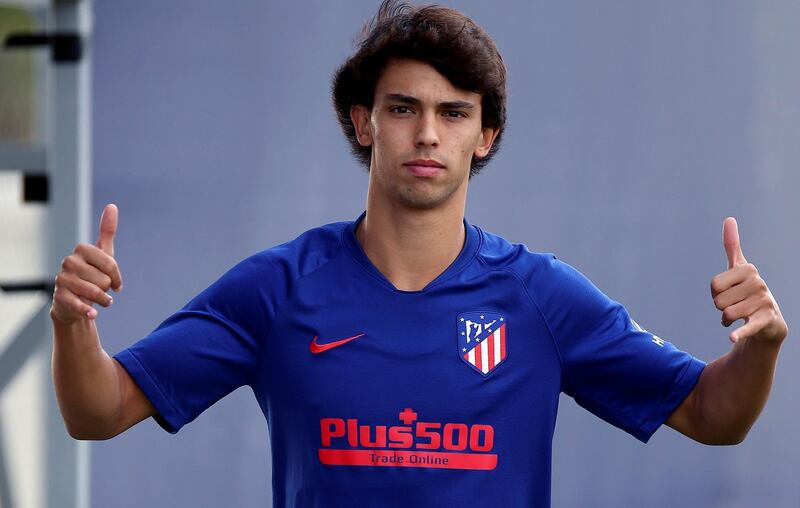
<box><xmin>666</xmin><ymin>334</ymin><xmax>782</xmax><ymax>445</ymax></box>
<box><xmin>666</xmin><ymin>217</ymin><xmax>788</xmax><ymax>445</ymax></box>
<box><xmin>52</xmin><ymin>313</ymin><xmax>156</xmax><ymax>440</ymax></box>
<box><xmin>51</xmin><ymin>204</ymin><xmax>156</xmax><ymax>440</ymax></box>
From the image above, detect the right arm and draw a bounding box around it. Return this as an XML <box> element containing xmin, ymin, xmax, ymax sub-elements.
<box><xmin>50</xmin><ymin>203</ymin><xmax>156</xmax><ymax>440</ymax></box>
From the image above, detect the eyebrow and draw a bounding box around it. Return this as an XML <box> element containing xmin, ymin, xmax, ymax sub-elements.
<box><xmin>384</xmin><ymin>93</ymin><xmax>475</xmax><ymax>110</ymax></box>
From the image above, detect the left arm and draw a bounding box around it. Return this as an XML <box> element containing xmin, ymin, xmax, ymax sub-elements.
<box><xmin>666</xmin><ymin>217</ymin><xmax>788</xmax><ymax>445</ymax></box>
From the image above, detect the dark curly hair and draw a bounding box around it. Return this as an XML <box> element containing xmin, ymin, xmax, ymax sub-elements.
<box><xmin>331</xmin><ymin>0</ymin><xmax>507</xmax><ymax>178</ymax></box>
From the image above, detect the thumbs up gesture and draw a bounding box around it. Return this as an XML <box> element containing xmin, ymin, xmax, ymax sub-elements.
<box><xmin>710</xmin><ymin>217</ymin><xmax>788</xmax><ymax>343</ymax></box>
<box><xmin>51</xmin><ymin>204</ymin><xmax>124</xmax><ymax>324</ymax></box>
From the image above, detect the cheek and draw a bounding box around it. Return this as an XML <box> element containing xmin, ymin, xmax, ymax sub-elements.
<box><xmin>457</xmin><ymin>124</ymin><xmax>483</xmax><ymax>151</ymax></box>
<box><xmin>457</xmin><ymin>131</ymin><xmax>480</xmax><ymax>159</ymax></box>
<box><xmin>370</xmin><ymin>116</ymin><xmax>390</xmax><ymax>143</ymax></box>
<box><xmin>370</xmin><ymin>127</ymin><xmax>404</xmax><ymax>165</ymax></box>
<box><xmin>375</xmin><ymin>124</ymin><xmax>412</xmax><ymax>154</ymax></box>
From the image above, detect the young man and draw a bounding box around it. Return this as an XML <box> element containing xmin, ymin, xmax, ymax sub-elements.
<box><xmin>51</xmin><ymin>2</ymin><xmax>788</xmax><ymax>506</ymax></box>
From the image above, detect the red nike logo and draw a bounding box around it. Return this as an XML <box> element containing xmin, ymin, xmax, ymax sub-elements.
<box><xmin>310</xmin><ymin>333</ymin><xmax>365</xmax><ymax>354</ymax></box>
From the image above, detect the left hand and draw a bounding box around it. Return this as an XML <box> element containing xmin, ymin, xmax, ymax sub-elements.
<box><xmin>710</xmin><ymin>217</ymin><xmax>788</xmax><ymax>344</ymax></box>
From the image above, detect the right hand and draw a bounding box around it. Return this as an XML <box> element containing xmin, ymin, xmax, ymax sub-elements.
<box><xmin>51</xmin><ymin>203</ymin><xmax>124</xmax><ymax>324</ymax></box>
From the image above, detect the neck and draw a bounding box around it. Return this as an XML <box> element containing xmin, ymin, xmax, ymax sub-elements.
<box><xmin>356</xmin><ymin>190</ymin><xmax>467</xmax><ymax>292</ymax></box>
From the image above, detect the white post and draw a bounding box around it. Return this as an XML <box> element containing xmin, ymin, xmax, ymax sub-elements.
<box><xmin>45</xmin><ymin>0</ymin><xmax>92</xmax><ymax>507</ymax></box>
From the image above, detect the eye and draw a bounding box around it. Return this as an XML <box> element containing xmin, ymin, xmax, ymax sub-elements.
<box><xmin>390</xmin><ymin>106</ymin><xmax>413</xmax><ymax>115</ymax></box>
<box><xmin>444</xmin><ymin>110</ymin><xmax>467</xmax><ymax>119</ymax></box>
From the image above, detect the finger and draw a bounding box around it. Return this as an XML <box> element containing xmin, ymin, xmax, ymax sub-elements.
<box><xmin>58</xmin><ymin>271</ymin><xmax>114</xmax><ymax>308</ymax></box>
<box><xmin>730</xmin><ymin>314</ymin><xmax>765</xmax><ymax>343</ymax></box>
<box><xmin>54</xmin><ymin>286</ymin><xmax>98</xmax><ymax>320</ymax></box>
<box><xmin>710</xmin><ymin>263</ymin><xmax>758</xmax><ymax>296</ymax></box>
<box><xmin>721</xmin><ymin>296</ymin><xmax>762</xmax><ymax>327</ymax></box>
<box><xmin>712</xmin><ymin>276</ymin><xmax>761</xmax><ymax>311</ymax></box>
<box><xmin>96</xmin><ymin>203</ymin><xmax>118</xmax><ymax>258</ymax></box>
<box><xmin>63</xmin><ymin>254</ymin><xmax>114</xmax><ymax>291</ymax></box>
<box><xmin>76</xmin><ymin>295</ymin><xmax>99</xmax><ymax>320</ymax></box>
<box><xmin>723</xmin><ymin>217</ymin><xmax>747</xmax><ymax>269</ymax></box>
<box><xmin>72</xmin><ymin>244</ymin><xmax>123</xmax><ymax>291</ymax></box>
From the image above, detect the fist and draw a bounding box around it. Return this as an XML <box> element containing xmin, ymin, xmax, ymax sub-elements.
<box><xmin>51</xmin><ymin>204</ymin><xmax>124</xmax><ymax>324</ymax></box>
<box><xmin>710</xmin><ymin>217</ymin><xmax>788</xmax><ymax>344</ymax></box>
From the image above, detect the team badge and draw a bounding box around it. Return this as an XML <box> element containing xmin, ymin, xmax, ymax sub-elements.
<box><xmin>457</xmin><ymin>311</ymin><xmax>507</xmax><ymax>376</ymax></box>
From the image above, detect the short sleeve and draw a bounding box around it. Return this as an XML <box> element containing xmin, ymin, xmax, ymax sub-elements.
<box><xmin>113</xmin><ymin>253</ymin><xmax>281</xmax><ymax>434</ymax></box>
<box><xmin>533</xmin><ymin>255</ymin><xmax>706</xmax><ymax>443</ymax></box>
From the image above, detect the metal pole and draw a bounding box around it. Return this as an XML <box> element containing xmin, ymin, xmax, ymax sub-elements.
<box><xmin>45</xmin><ymin>0</ymin><xmax>92</xmax><ymax>506</ymax></box>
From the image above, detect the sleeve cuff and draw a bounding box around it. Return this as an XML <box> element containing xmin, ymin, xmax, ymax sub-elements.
<box><xmin>113</xmin><ymin>349</ymin><xmax>187</xmax><ymax>434</ymax></box>
<box><xmin>632</xmin><ymin>356</ymin><xmax>706</xmax><ymax>443</ymax></box>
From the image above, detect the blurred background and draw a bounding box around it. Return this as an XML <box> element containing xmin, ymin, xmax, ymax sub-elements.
<box><xmin>1</xmin><ymin>0</ymin><xmax>798</xmax><ymax>507</ymax></box>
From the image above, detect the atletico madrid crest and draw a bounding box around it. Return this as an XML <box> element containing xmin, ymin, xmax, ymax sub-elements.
<box><xmin>457</xmin><ymin>311</ymin><xmax>507</xmax><ymax>376</ymax></box>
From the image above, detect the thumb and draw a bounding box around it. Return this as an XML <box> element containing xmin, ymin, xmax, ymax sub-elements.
<box><xmin>96</xmin><ymin>203</ymin><xmax>118</xmax><ymax>257</ymax></box>
<box><xmin>723</xmin><ymin>216</ymin><xmax>747</xmax><ymax>269</ymax></box>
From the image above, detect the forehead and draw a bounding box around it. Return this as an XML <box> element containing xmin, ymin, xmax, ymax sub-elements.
<box><xmin>374</xmin><ymin>58</ymin><xmax>480</xmax><ymax>104</ymax></box>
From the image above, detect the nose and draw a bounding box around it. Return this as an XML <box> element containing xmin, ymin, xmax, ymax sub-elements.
<box><xmin>414</xmin><ymin>112</ymin><xmax>439</xmax><ymax>148</ymax></box>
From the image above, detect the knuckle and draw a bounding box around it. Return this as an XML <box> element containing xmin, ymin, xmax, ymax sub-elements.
<box><xmin>722</xmin><ymin>308</ymin><xmax>735</xmax><ymax>323</ymax></box>
<box><xmin>762</xmin><ymin>294</ymin><xmax>775</xmax><ymax>309</ymax></box>
<box><xmin>55</xmin><ymin>271</ymin><xmax>74</xmax><ymax>289</ymax></box>
<box><xmin>68</xmin><ymin>300</ymin><xmax>82</xmax><ymax>316</ymax></box>
<box><xmin>71</xmin><ymin>281</ymin><xmax>89</xmax><ymax>298</ymax></box>
<box><xmin>746</xmin><ymin>263</ymin><xmax>759</xmax><ymax>276</ymax></box>
<box><xmin>69</xmin><ymin>294</ymin><xmax>82</xmax><ymax>308</ymax></box>
<box><xmin>104</xmin><ymin>257</ymin><xmax>118</xmax><ymax>276</ymax></box>
<box><xmin>56</xmin><ymin>292</ymin><xmax>74</xmax><ymax>310</ymax></box>
<box><xmin>713</xmin><ymin>296</ymin><xmax>724</xmax><ymax>310</ymax></box>
<box><xmin>57</xmin><ymin>298</ymin><xmax>72</xmax><ymax>313</ymax></box>
<box><xmin>80</xmin><ymin>283</ymin><xmax>97</xmax><ymax>300</ymax></box>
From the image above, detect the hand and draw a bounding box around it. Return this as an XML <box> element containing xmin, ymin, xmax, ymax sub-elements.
<box><xmin>51</xmin><ymin>204</ymin><xmax>124</xmax><ymax>324</ymax></box>
<box><xmin>710</xmin><ymin>217</ymin><xmax>788</xmax><ymax>344</ymax></box>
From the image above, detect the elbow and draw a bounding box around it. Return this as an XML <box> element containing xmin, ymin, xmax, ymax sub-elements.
<box><xmin>696</xmin><ymin>425</ymin><xmax>751</xmax><ymax>446</ymax></box>
<box><xmin>63</xmin><ymin>417</ymin><xmax>118</xmax><ymax>441</ymax></box>
<box><xmin>699</xmin><ymin>435</ymin><xmax>745</xmax><ymax>446</ymax></box>
<box><xmin>66</xmin><ymin>428</ymin><xmax>91</xmax><ymax>441</ymax></box>
<box><xmin>718</xmin><ymin>429</ymin><xmax>749</xmax><ymax>446</ymax></box>
<box><xmin>65</xmin><ymin>424</ymin><xmax>102</xmax><ymax>441</ymax></box>
<box><xmin>66</xmin><ymin>427</ymin><xmax>115</xmax><ymax>441</ymax></box>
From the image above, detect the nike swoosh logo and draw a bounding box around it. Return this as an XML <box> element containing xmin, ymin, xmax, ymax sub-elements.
<box><xmin>310</xmin><ymin>333</ymin><xmax>365</xmax><ymax>354</ymax></box>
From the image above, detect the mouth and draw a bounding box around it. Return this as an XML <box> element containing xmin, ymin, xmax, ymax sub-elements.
<box><xmin>403</xmin><ymin>159</ymin><xmax>445</xmax><ymax>177</ymax></box>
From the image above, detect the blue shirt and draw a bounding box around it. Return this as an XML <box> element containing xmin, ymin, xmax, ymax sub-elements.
<box><xmin>114</xmin><ymin>211</ymin><xmax>705</xmax><ymax>507</ymax></box>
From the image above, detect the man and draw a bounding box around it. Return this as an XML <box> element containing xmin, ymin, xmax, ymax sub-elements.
<box><xmin>51</xmin><ymin>2</ymin><xmax>788</xmax><ymax>506</ymax></box>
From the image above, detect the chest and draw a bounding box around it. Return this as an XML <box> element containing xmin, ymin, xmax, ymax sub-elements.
<box><xmin>256</xmin><ymin>279</ymin><xmax>562</xmax><ymax>422</ymax></box>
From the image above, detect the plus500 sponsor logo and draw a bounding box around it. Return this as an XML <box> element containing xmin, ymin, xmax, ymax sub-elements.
<box><xmin>318</xmin><ymin>408</ymin><xmax>497</xmax><ymax>470</ymax></box>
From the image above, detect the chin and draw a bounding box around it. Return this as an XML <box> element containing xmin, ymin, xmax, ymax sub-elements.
<box><xmin>395</xmin><ymin>185</ymin><xmax>458</xmax><ymax>210</ymax></box>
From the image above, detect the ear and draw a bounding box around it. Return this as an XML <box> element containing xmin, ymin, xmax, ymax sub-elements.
<box><xmin>474</xmin><ymin>127</ymin><xmax>499</xmax><ymax>159</ymax></box>
<box><xmin>350</xmin><ymin>105</ymin><xmax>373</xmax><ymax>147</ymax></box>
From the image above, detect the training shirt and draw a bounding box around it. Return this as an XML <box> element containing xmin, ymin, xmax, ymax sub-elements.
<box><xmin>114</xmin><ymin>211</ymin><xmax>705</xmax><ymax>507</ymax></box>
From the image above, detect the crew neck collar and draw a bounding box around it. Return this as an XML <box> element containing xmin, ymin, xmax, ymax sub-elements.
<box><xmin>341</xmin><ymin>210</ymin><xmax>481</xmax><ymax>294</ymax></box>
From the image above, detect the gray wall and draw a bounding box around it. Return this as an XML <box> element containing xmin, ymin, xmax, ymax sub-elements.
<box><xmin>91</xmin><ymin>1</ymin><xmax>799</xmax><ymax>506</ymax></box>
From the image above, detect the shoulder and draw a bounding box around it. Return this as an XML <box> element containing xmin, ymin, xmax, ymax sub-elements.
<box><xmin>474</xmin><ymin>225</ymin><xmax>607</xmax><ymax>307</ymax></box>
<box><xmin>255</xmin><ymin>219</ymin><xmax>346</xmax><ymax>271</ymax></box>
<box><xmin>233</xmin><ymin>219</ymin><xmax>348</xmax><ymax>279</ymax></box>
<box><xmin>200</xmin><ymin>220</ymin><xmax>348</xmax><ymax>307</ymax></box>
<box><xmin>474</xmin><ymin>225</ymin><xmax>561</xmax><ymax>282</ymax></box>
